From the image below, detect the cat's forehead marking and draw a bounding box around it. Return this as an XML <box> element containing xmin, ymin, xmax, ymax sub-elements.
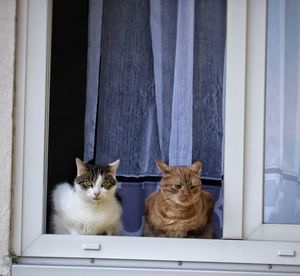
<box><xmin>95</xmin><ymin>173</ymin><xmax>104</xmax><ymax>188</ymax></box>
<box><xmin>161</xmin><ymin>167</ymin><xmax>201</xmax><ymax>186</ymax></box>
<box><xmin>87</xmin><ymin>165</ymin><xmax>102</xmax><ymax>175</ymax></box>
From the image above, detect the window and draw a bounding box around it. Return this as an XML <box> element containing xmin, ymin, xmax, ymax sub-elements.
<box><xmin>264</xmin><ymin>0</ymin><xmax>300</xmax><ymax>226</ymax></box>
<box><xmin>47</xmin><ymin>0</ymin><xmax>225</xmax><ymax>238</ymax></box>
<box><xmin>13</xmin><ymin>0</ymin><xmax>300</xmax><ymax>272</ymax></box>
<box><xmin>242</xmin><ymin>0</ymin><xmax>300</xmax><ymax>242</ymax></box>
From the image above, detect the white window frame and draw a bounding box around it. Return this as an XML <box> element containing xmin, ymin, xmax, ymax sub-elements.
<box><xmin>12</xmin><ymin>0</ymin><xmax>300</xmax><ymax>267</ymax></box>
<box><xmin>242</xmin><ymin>0</ymin><xmax>300</xmax><ymax>242</ymax></box>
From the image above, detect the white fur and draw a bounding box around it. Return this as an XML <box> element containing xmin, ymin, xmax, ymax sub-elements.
<box><xmin>51</xmin><ymin>179</ymin><xmax>122</xmax><ymax>235</ymax></box>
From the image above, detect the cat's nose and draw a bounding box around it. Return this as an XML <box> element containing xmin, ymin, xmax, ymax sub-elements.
<box><xmin>182</xmin><ymin>191</ymin><xmax>191</xmax><ymax>198</ymax></box>
<box><xmin>94</xmin><ymin>191</ymin><xmax>101</xmax><ymax>197</ymax></box>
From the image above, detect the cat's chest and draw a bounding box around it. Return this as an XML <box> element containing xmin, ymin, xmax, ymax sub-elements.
<box><xmin>76</xmin><ymin>201</ymin><xmax>117</xmax><ymax>218</ymax></box>
<box><xmin>156</xmin><ymin>201</ymin><xmax>207</xmax><ymax>228</ymax></box>
<box><xmin>78</xmin><ymin>203</ymin><xmax>105</xmax><ymax>217</ymax></box>
<box><xmin>69</xmin><ymin>199</ymin><xmax>120</xmax><ymax>227</ymax></box>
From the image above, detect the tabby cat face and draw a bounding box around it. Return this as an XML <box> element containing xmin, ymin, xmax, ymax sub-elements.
<box><xmin>74</xmin><ymin>158</ymin><xmax>120</xmax><ymax>203</ymax></box>
<box><xmin>157</xmin><ymin>160</ymin><xmax>202</xmax><ymax>205</ymax></box>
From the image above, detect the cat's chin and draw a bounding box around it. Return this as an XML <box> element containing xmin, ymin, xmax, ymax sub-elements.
<box><xmin>174</xmin><ymin>198</ymin><xmax>194</xmax><ymax>207</ymax></box>
<box><xmin>90</xmin><ymin>197</ymin><xmax>102</xmax><ymax>203</ymax></box>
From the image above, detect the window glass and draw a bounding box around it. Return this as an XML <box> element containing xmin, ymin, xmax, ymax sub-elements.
<box><xmin>264</xmin><ymin>0</ymin><xmax>300</xmax><ymax>224</ymax></box>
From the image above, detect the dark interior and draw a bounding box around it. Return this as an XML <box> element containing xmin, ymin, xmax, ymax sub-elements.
<box><xmin>47</xmin><ymin>0</ymin><xmax>89</xmax><ymax>232</ymax></box>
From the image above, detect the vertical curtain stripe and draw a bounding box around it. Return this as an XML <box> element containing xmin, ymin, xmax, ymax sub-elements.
<box><xmin>169</xmin><ymin>0</ymin><xmax>195</xmax><ymax>166</ymax></box>
<box><xmin>84</xmin><ymin>0</ymin><xmax>104</xmax><ymax>162</ymax></box>
<box><xmin>150</xmin><ymin>1</ymin><xmax>164</xmax><ymax>158</ymax></box>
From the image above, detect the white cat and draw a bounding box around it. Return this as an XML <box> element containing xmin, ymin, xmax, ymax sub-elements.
<box><xmin>51</xmin><ymin>158</ymin><xmax>122</xmax><ymax>235</ymax></box>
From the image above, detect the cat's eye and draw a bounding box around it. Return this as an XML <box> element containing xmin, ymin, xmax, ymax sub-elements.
<box><xmin>190</xmin><ymin>185</ymin><xmax>197</xmax><ymax>189</ymax></box>
<box><xmin>102</xmin><ymin>181</ymin><xmax>112</xmax><ymax>188</ymax></box>
<box><xmin>84</xmin><ymin>181</ymin><xmax>93</xmax><ymax>187</ymax></box>
<box><xmin>174</xmin><ymin>184</ymin><xmax>182</xmax><ymax>189</ymax></box>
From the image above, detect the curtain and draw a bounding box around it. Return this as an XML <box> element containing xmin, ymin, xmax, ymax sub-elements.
<box><xmin>264</xmin><ymin>0</ymin><xmax>300</xmax><ymax>224</ymax></box>
<box><xmin>85</xmin><ymin>0</ymin><xmax>225</xmax><ymax>179</ymax></box>
<box><xmin>84</xmin><ymin>0</ymin><xmax>226</xmax><ymax>237</ymax></box>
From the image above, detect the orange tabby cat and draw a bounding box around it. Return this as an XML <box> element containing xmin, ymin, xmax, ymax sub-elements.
<box><xmin>143</xmin><ymin>160</ymin><xmax>214</xmax><ymax>238</ymax></box>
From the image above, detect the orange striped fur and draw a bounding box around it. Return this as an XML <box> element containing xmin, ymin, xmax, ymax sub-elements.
<box><xmin>143</xmin><ymin>160</ymin><xmax>214</xmax><ymax>238</ymax></box>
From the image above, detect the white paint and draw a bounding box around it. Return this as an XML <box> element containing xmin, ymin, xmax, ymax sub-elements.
<box><xmin>0</xmin><ymin>0</ymin><xmax>16</xmax><ymax>275</ymax></box>
<box><xmin>11</xmin><ymin>264</ymin><xmax>300</xmax><ymax>276</ymax></box>
<box><xmin>223</xmin><ymin>0</ymin><xmax>247</xmax><ymax>239</ymax></box>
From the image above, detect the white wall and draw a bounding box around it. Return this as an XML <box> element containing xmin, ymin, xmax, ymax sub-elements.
<box><xmin>0</xmin><ymin>0</ymin><xmax>16</xmax><ymax>275</ymax></box>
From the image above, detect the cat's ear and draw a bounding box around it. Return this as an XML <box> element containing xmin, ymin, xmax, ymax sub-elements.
<box><xmin>156</xmin><ymin>160</ymin><xmax>171</xmax><ymax>174</ymax></box>
<box><xmin>75</xmin><ymin>158</ymin><xmax>88</xmax><ymax>176</ymax></box>
<box><xmin>109</xmin><ymin>159</ymin><xmax>120</xmax><ymax>175</ymax></box>
<box><xmin>191</xmin><ymin>161</ymin><xmax>203</xmax><ymax>174</ymax></box>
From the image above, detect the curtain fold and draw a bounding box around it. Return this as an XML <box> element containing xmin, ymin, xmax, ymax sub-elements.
<box><xmin>149</xmin><ymin>0</ymin><xmax>175</xmax><ymax>164</ymax></box>
<box><xmin>150</xmin><ymin>0</ymin><xmax>195</xmax><ymax>167</ymax></box>
<box><xmin>192</xmin><ymin>0</ymin><xmax>226</xmax><ymax>179</ymax></box>
<box><xmin>84</xmin><ymin>0</ymin><xmax>226</xmax><ymax>178</ymax></box>
<box><xmin>85</xmin><ymin>0</ymin><xmax>161</xmax><ymax>176</ymax></box>
<box><xmin>84</xmin><ymin>0</ymin><xmax>104</xmax><ymax>162</ymax></box>
<box><xmin>168</xmin><ymin>0</ymin><xmax>195</xmax><ymax>166</ymax></box>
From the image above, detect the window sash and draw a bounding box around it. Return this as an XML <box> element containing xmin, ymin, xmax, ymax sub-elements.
<box><xmin>13</xmin><ymin>0</ymin><xmax>300</xmax><ymax>266</ymax></box>
<box><xmin>222</xmin><ymin>0</ymin><xmax>247</xmax><ymax>240</ymax></box>
<box><xmin>242</xmin><ymin>0</ymin><xmax>300</xmax><ymax>241</ymax></box>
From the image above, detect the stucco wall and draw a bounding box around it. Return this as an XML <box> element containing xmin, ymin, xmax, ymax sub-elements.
<box><xmin>0</xmin><ymin>0</ymin><xmax>16</xmax><ymax>275</ymax></box>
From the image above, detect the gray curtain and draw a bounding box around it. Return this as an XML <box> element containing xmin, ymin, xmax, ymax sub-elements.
<box><xmin>84</xmin><ymin>0</ymin><xmax>226</xmax><ymax>179</ymax></box>
<box><xmin>84</xmin><ymin>0</ymin><xmax>226</xmax><ymax>238</ymax></box>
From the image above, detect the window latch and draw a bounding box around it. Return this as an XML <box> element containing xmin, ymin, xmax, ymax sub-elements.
<box><xmin>278</xmin><ymin>249</ymin><xmax>296</xmax><ymax>257</ymax></box>
<box><xmin>82</xmin><ymin>243</ymin><xmax>101</xmax><ymax>251</ymax></box>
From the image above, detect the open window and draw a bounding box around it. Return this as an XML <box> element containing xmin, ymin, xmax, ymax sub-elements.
<box><xmin>13</xmin><ymin>0</ymin><xmax>300</xmax><ymax>272</ymax></box>
<box><xmin>47</xmin><ymin>0</ymin><xmax>225</xmax><ymax>238</ymax></box>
